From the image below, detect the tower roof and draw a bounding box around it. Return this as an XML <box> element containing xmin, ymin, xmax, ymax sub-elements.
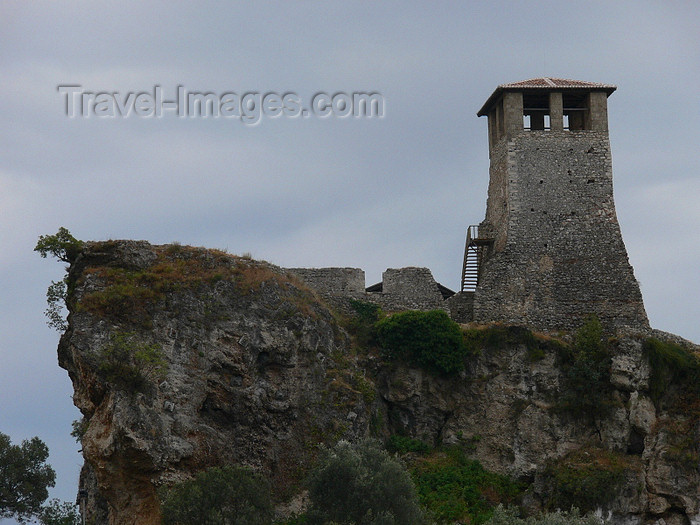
<box><xmin>478</xmin><ymin>77</ymin><xmax>617</xmax><ymax>116</ymax></box>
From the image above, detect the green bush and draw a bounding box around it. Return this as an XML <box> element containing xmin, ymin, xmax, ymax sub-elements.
<box><xmin>644</xmin><ymin>337</ymin><xmax>700</xmax><ymax>405</ymax></box>
<box><xmin>485</xmin><ymin>505</ymin><xmax>604</xmax><ymax>525</ymax></box>
<box><xmin>306</xmin><ymin>439</ymin><xmax>425</xmax><ymax>525</ymax></box>
<box><xmin>387</xmin><ymin>435</ymin><xmax>431</xmax><ymax>455</ymax></box>
<box><xmin>159</xmin><ymin>465</ymin><xmax>272</xmax><ymax>525</ymax></box>
<box><xmin>544</xmin><ymin>447</ymin><xmax>626</xmax><ymax>514</ymax></box>
<box><xmin>412</xmin><ymin>448</ymin><xmax>522</xmax><ymax>524</ymax></box>
<box><xmin>349</xmin><ymin>299</ymin><xmax>382</xmax><ymax>325</ymax></box>
<box><xmin>462</xmin><ymin>325</ymin><xmax>565</xmax><ymax>361</ymax></box>
<box><xmin>558</xmin><ymin>316</ymin><xmax>612</xmax><ymax>418</ymax></box>
<box><xmin>38</xmin><ymin>499</ymin><xmax>81</xmax><ymax>525</ymax></box>
<box><xmin>375</xmin><ymin>310</ymin><xmax>467</xmax><ymax>374</ymax></box>
<box><xmin>345</xmin><ymin>299</ymin><xmax>383</xmax><ymax>348</ymax></box>
<box><xmin>97</xmin><ymin>332</ymin><xmax>167</xmax><ymax>393</ymax></box>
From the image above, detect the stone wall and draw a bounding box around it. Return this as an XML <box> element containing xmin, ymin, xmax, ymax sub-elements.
<box><xmin>287</xmin><ymin>267</ymin><xmax>365</xmax><ymax>299</ymax></box>
<box><xmin>473</xmin><ymin>131</ymin><xmax>649</xmax><ymax>334</ymax></box>
<box><xmin>288</xmin><ymin>267</ymin><xmax>449</xmax><ymax>314</ymax></box>
<box><xmin>445</xmin><ymin>291</ymin><xmax>474</xmax><ymax>323</ymax></box>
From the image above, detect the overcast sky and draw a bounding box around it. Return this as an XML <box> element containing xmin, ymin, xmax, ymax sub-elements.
<box><xmin>1</xmin><ymin>1</ymin><xmax>699</xmax><ymax>518</ymax></box>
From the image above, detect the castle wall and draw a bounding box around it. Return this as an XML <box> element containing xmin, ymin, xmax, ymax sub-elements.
<box><xmin>474</xmin><ymin>131</ymin><xmax>648</xmax><ymax>334</ymax></box>
<box><xmin>375</xmin><ymin>268</ymin><xmax>447</xmax><ymax>311</ymax></box>
<box><xmin>287</xmin><ymin>267</ymin><xmax>365</xmax><ymax>298</ymax></box>
<box><xmin>288</xmin><ymin>267</ymin><xmax>448</xmax><ymax>314</ymax></box>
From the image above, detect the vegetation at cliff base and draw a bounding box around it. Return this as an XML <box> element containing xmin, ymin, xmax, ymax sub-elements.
<box><xmin>0</xmin><ymin>432</ymin><xmax>56</xmax><ymax>522</ymax></box>
<box><xmin>0</xmin><ymin>432</ymin><xmax>79</xmax><ymax>524</ymax></box>
<box><xmin>543</xmin><ymin>447</ymin><xmax>627</xmax><ymax>514</ymax></box>
<box><xmin>410</xmin><ymin>447</ymin><xmax>523</xmax><ymax>524</ymax></box>
<box><xmin>484</xmin><ymin>505</ymin><xmax>604</xmax><ymax>525</ymax></box>
<box><xmin>305</xmin><ymin>439</ymin><xmax>425</xmax><ymax>525</ymax></box>
<box><xmin>37</xmin><ymin>499</ymin><xmax>81</xmax><ymax>525</ymax></box>
<box><xmin>386</xmin><ymin>435</ymin><xmax>431</xmax><ymax>455</ymax></box>
<box><xmin>159</xmin><ymin>465</ymin><xmax>273</xmax><ymax>525</ymax></box>
<box><xmin>375</xmin><ymin>310</ymin><xmax>467</xmax><ymax>374</ymax></box>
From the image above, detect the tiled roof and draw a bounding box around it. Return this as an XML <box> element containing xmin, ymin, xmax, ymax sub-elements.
<box><xmin>478</xmin><ymin>78</ymin><xmax>616</xmax><ymax>116</ymax></box>
<box><xmin>498</xmin><ymin>77</ymin><xmax>616</xmax><ymax>90</ymax></box>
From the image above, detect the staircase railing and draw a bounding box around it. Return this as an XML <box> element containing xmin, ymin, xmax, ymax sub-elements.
<box><xmin>460</xmin><ymin>225</ymin><xmax>492</xmax><ymax>292</ymax></box>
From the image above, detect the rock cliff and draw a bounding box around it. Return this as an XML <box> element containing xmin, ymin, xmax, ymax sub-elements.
<box><xmin>58</xmin><ymin>241</ymin><xmax>700</xmax><ymax>524</ymax></box>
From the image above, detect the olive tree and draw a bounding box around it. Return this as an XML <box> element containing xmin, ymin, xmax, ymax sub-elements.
<box><xmin>0</xmin><ymin>432</ymin><xmax>56</xmax><ymax>523</ymax></box>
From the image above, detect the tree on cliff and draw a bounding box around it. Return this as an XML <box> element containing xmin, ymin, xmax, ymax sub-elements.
<box><xmin>0</xmin><ymin>432</ymin><xmax>56</xmax><ymax>523</ymax></box>
<box><xmin>34</xmin><ymin>227</ymin><xmax>83</xmax><ymax>331</ymax></box>
<box><xmin>34</xmin><ymin>227</ymin><xmax>83</xmax><ymax>264</ymax></box>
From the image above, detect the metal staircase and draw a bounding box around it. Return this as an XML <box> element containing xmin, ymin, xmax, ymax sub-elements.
<box><xmin>460</xmin><ymin>225</ymin><xmax>492</xmax><ymax>292</ymax></box>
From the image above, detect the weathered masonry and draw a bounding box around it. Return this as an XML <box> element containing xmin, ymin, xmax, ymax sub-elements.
<box><xmin>288</xmin><ymin>267</ymin><xmax>454</xmax><ymax>314</ymax></box>
<box><xmin>463</xmin><ymin>78</ymin><xmax>649</xmax><ymax>333</ymax></box>
<box><xmin>291</xmin><ymin>78</ymin><xmax>649</xmax><ymax>335</ymax></box>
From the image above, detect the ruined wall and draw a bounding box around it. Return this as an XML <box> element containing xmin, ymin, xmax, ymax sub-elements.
<box><xmin>287</xmin><ymin>267</ymin><xmax>366</xmax><ymax>299</ymax></box>
<box><xmin>288</xmin><ymin>267</ymin><xmax>448</xmax><ymax>314</ymax></box>
<box><xmin>474</xmin><ymin>131</ymin><xmax>649</xmax><ymax>334</ymax></box>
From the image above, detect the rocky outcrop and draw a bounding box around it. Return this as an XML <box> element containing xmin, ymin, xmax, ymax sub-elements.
<box><xmin>58</xmin><ymin>241</ymin><xmax>699</xmax><ymax>524</ymax></box>
<box><xmin>60</xmin><ymin>241</ymin><xmax>370</xmax><ymax>524</ymax></box>
<box><xmin>378</xmin><ymin>331</ymin><xmax>700</xmax><ymax>524</ymax></box>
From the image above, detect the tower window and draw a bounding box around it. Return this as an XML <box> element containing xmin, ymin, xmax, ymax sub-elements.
<box><xmin>563</xmin><ymin>92</ymin><xmax>589</xmax><ymax>131</ymax></box>
<box><xmin>522</xmin><ymin>92</ymin><xmax>550</xmax><ymax>131</ymax></box>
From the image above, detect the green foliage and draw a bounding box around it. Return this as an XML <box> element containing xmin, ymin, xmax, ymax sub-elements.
<box><xmin>345</xmin><ymin>299</ymin><xmax>383</xmax><ymax>348</ymax></box>
<box><xmin>79</xmin><ymin>275</ymin><xmax>159</xmax><ymax>328</ymax></box>
<box><xmin>412</xmin><ymin>448</ymin><xmax>522</xmax><ymax>524</ymax></box>
<box><xmin>557</xmin><ymin>316</ymin><xmax>612</xmax><ymax>418</ymax></box>
<box><xmin>0</xmin><ymin>432</ymin><xmax>56</xmax><ymax>523</ymax></box>
<box><xmin>462</xmin><ymin>325</ymin><xmax>565</xmax><ymax>360</ymax></box>
<box><xmin>97</xmin><ymin>332</ymin><xmax>167</xmax><ymax>393</ymax></box>
<box><xmin>275</xmin><ymin>514</ymin><xmax>309</xmax><ymax>525</ymax></box>
<box><xmin>573</xmin><ymin>315</ymin><xmax>605</xmax><ymax>356</ymax></box>
<box><xmin>387</xmin><ymin>435</ymin><xmax>431</xmax><ymax>455</ymax></box>
<box><xmin>354</xmin><ymin>374</ymin><xmax>377</xmax><ymax>404</ymax></box>
<box><xmin>306</xmin><ymin>439</ymin><xmax>425</xmax><ymax>525</ymax></box>
<box><xmin>45</xmin><ymin>278</ymin><xmax>69</xmax><ymax>331</ymax></box>
<box><xmin>485</xmin><ymin>505</ymin><xmax>604</xmax><ymax>525</ymax></box>
<box><xmin>349</xmin><ymin>299</ymin><xmax>382</xmax><ymax>325</ymax></box>
<box><xmin>70</xmin><ymin>419</ymin><xmax>88</xmax><ymax>444</ymax></box>
<box><xmin>159</xmin><ymin>465</ymin><xmax>273</xmax><ymax>525</ymax></box>
<box><xmin>643</xmin><ymin>337</ymin><xmax>700</xmax><ymax>405</ymax></box>
<box><xmin>375</xmin><ymin>310</ymin><xmax>467</xmax><ymax>374</ymax></box>
<box><xmin>38</xmin><ymin>499</ymin><xmax>81</xmax><ymax>525</ymax></box>
<box><xmin>34</xmin><ymin>227</ymin><xmax>83</xmax><ymax>264</ymax></box>
<box><xmin>78</xmin><ymin>244</ymin><xmax>301</xmax><ymax>327</ymax></box>
<box><xmin>35</xmin><ymin>228</ymin><xmax>83</xmax><ymax>331</ymax></box>
<box><xmin>543</xmin><ymin>447</ymin><xmax>626</xmax><ymax>514</ymax></box>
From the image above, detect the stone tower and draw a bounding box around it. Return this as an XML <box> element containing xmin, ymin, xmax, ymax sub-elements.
<box><xmin>465</xmin><ymin>78</ymin><xmax>648</xmax><ymax>334</ymax></box>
